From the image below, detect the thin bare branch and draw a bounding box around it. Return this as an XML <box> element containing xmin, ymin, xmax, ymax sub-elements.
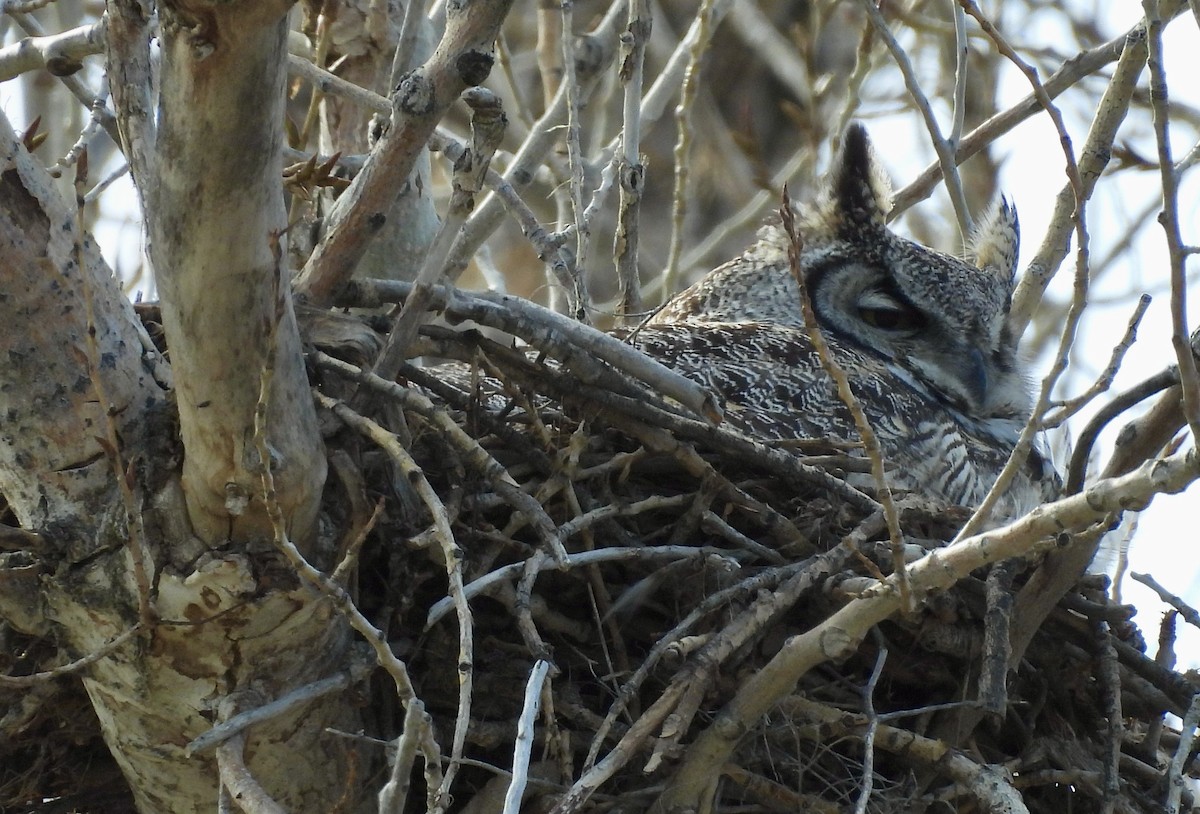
<box><xmin>502</xmin><ymin>659</ymin><xmax>553</xmax><ymax>814</ymax></box>
<box><xmin>295</xmin><ymin>0</ymin><xmax>517</xmax><ymax>306</ymax></box>
<box><xmin>313</xmin><ymin>390</ymin><xmax>472</xmax><ymax>803</ymax></box>
<box><xmin>0</xmin><ymin>19</ymin><xmax>104</xmax><ymax>82</ymax></box>
<box><xmin>0</xmin><ymin>625</ymin><xmax>142</xmax><ymax>687</ymax></box>
<box><xmin>378</xmin><ymin>698</ymin><xmax>428</xmax><ymax>814</ymax></box>
<box><xmin>859</xmin><ymin>0</ymin><xmax>973</xmax><ymax>239</ymax></box>
<box><xmin>780</xmin><ymin>191</ymin><xmax>909</xmax><ymax>610</ymax></box>
<box><xmin>342</xmin><ymin>278</ymin><xmax>724</xmax><ymax>423</ymax></box>
<box><xmin>853</xmin><ymin>646</ymin><xmax>888</xmax><ymax>814</ymax></box>
<box><xmin>186</xmin><ymin>659</ymin><xmax>375</xmax><ymax>756</ymax></box>
<box><xmin>612</xmin><ymin>0</ymin><xmax>651</xmax><ymax>323</ymax></box>
<box><xmin>1142</xmin><ymin>0</ymin><xmax>1200</xmax><ymax>445</ymax></box>
<box><xmin>661</xmin><ymin>0</ymin><xmax>718</xmax><ymax>300</ymax></box>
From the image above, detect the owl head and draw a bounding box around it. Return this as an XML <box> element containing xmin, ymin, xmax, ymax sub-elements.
<box><xmin>801</xmin><ymin>124</ymin><xmax>1029</xmax><ymax>424</ymax></box>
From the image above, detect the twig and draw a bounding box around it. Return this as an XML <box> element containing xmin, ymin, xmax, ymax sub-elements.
<box><xmin>700</xmin><ymin>510</ymin><xmax>787</xmax><ymax>565</ymax></box>
<box><xmin>1142</xmin><ymin>0</ymin><xmax>1200</xmax><ymax>446</ymax></box>
<box><xmin>296</xmin><ymin>13</ymin><xmax>333</xmax><ymax>149</ymax></box>
<box><xmin>859</xmin><ymin>0</ymin><xmax>973</xmax><ymax>239</ymax></box>
<box><xmin>779</xmin><ymin>189</ymin><xmax>909</xmax><ymax>611</ymax></box>
<box><xmin>294</xmin><ymin>0</ymin><xmax>517</xmax><ymax>306</ymax></box>
<box><xmin>186</xmin><ymin>659</ymin><xmax>376</xmax><ymax>756</ymax></box>
<box><xmin>341</xmin><ymin>278</ymin><xmax>723</xmax><ymax>423</ymax></box>
<box><xmin>49</xmin><ymin>77</ymin><xmax>109</xmax><ymax>178</ymax></box>
<box><xmin>251</xmin><ymin>376</ymin><xmax>421</xmax><ymax>709</ymax></box>
<box><xmin>1165</xmin><ymin>691</ymin><xmax>1200</xmax><ymax>813</ymax></box>
<box><xmin>1095</xmin><ymin>621</ymin><xmax>1123</xmax><ymax>814</ymax></box>
<box><xmin>651</xmin><ymin>447</ymin><xmax>1200</xmax><ymax>814</ymax></box>
<box><xmin>503</xmin><ymin>659</ymin><xmax>553</xmax><ymax>814</ymax></box>
<box><xmin>410</xmin><ymin>324</ymin><xmax>878</xmax><ymax>514</ymax></box>
<box><xmin>331</xmin><ymin>496</ymin><xmax>385</xmax><ymax>586</ymax></box>
<box><xmin>778</xmin><ymin>697</ymin><xmax>1030</xmax><ymax>814</ymax></box>
<box><xmin>427</xmin><ymin>544</ymin><xmax>743</xmax><ymax>628</ymax></box>
<box><xmin>876</xmin><ymin>700</ymin><xmax>979</xmax><ymax>722</ymax></box>
<box><xmin>853</xmin><ymin>645</ymin><xmax>888</xmax><ymax>814</ymax></box>
<box><xmin>313</xmin><ymin>391</ymin><xmax>472</xmax><ymax>803</ymax></box>
<box><xmin>7</xmin><ymin>12</ymin><xmax>120</xmax><ymax>147</ymax></box>
<box><xmin>82</xmin><ymin>160</ymin><xmax>130</xmax><ymax>203</ymax></box>
<box><xmin>0</xmin><ymin>624</ymin><xmax>141</xmax><ymax>687</ymax></box>
<box><xmin>1066</xmin><ymin>366</ymin><xmax>1180</xmax><ymax>494</ymax></box>
<box><xmin>978</xmin><ymin>2</ymin><xmax>1126</xmax><ymax>337</ymax></box>
<box><xmin>955</xmin><ymin>98</ymin><xmax>1090</xmax><ymax>536</ymax></box>
<box><xmin>562</xmin><ymin>547</ymin><xmax>852</xmax><ymax>813</ymax></box>
<box><xmin>378</xmin><ymin>698</ymin><xmax>427</xmax><ymax>814</ymax></box>
<box><xmin>1143</xmin><ymin>611</ymin><xmax>1178</xmax><ymax>756</ymax></box>
<box><xmin>662</xmin><ymin>0</ymin><xmax>717</xmax><ymax>300</ymax></box>
<box><xmin>215</xmin><ymin>732</ymin><xmax>288</xmax><ymax>814</ymax></box>
<box><xmin>286</xmin><ymin>53</ymin><xmax>391</xmax><ymax>115</ymax></box>
<box><xmin>1130</xmin><ymin>572</ymin><xmax>1200</xmax><ymax>631</ymax></box>
<box><xmin>314</xmin><ymin>351</ymin><xmax>565</xmax><ymax>561</ymax></box>
<box><xmin>554</xmin><ymin>683</ymin><xmax>689</xmax><ymax>814</ymax></box>
<box><xmin>514</xmin><ymin>551</ymin><xmax>554</xmax><ymax>658</ymax></box>
<box><xmin>572</xmin><ymin>0</ymin><xmax>741</xmax><ymax>293</ymax></box>
<box><xmin>890</xmin><ymin>9</ymin><xmax>1183</xmax><ymax>222</ymax></box>
<box><xmin>1043</xmin><ymin>294</ymin><xmax>1152</xmax><ymax>430</ymax></box>
<box><xmin>557</xmin><ymin>0</ymin><xmax>589</xmax><ymax>319</ymax></box>
<box><xmin>1100</xmin><ymin>369</ymin><xmax>1193</xmax><ymax>483</ymax></box>
<box><xmin>582</xmin><ymin>556</ymin><xmax>832</xmax><ymax>771</ymax></box>
<box><xmin>372</xmin><ymin>89</ymin><xmax>508</xmax><ymax>383</ymax></box>
<box><xmin>949</xmin><ymin>3</ymin><xmax>969</xmax><ymax>148</ymax></box>
<box><xmin>444</xmin><ymin>4</ymin><xmax>627</xmax><ymax>306</ymax></box>
<box><xmin>430</xmin><ymin>129</ymin><xmax>570</xmax><ymax>276</ymax></box>
<box><xmin>666</xmin><ymin>15</ymin><xmax>873</xmax><ymax>275</ymax></box>
<box><xmin>554</xmin><ymin>494</ymin><xmax>692</xmax><ymax>546</ymax></box>
<box><xmin>612</xmin><ymin>0</ymin><xmax>651</xmax><ymax>323</ymax></box>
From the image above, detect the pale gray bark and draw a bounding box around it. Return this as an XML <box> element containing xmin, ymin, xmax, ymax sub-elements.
<box><xmin>0</xmin><ymin>114</ymin><xmax>162</xmax><ymax>532</ymax></box>
<box><xmin>149</xmin><ymin>0</ymin><xmax>325</xmax><ymax>549</ymax></box>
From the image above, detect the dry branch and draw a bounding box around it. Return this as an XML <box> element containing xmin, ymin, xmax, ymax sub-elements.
<box><xmin>294</xmin><ymin>0</ymin><xmax>516</xmax><ymax>305</ymax></box>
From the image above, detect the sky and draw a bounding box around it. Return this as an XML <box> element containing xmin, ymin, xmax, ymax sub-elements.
<box><xmin>978</xmin><ymin>3</ymin><xmax>1200</xmax><ymax>664</ymax></box>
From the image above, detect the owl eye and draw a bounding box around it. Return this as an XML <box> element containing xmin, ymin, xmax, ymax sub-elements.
<box><xmin>856</xmin><ymin>291</ymin><xmax>924</xmax><ymax>333</ymax></box>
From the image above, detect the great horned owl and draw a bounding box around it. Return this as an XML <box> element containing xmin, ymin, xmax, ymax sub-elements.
<box><xmin>630</xmin><ymin>125</ymin><xmax>1057</xmax><ymax>519</ymax></box>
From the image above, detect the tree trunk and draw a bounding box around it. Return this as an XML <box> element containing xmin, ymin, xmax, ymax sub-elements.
<box><xmin>1</xmin><ymin>1</ymin><xmax>368</xmax><ymax>809</ymax></box>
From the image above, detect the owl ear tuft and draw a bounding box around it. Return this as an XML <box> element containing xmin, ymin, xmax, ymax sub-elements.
<box><xmin>969</xmin><ymin>197</ymin><xmax>1020</xmax><ymax>284</ymax></box>
<box><xmin>829</xmin><ymin>124</ymin><xmax>893</xmax><ymax>231</ymax></box>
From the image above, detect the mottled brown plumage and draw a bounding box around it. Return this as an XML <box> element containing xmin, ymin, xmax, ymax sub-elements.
<box><xmin>630</xmin><ymin>125</ymin><xmax>1057</xmax><ymax>518</ymax></box>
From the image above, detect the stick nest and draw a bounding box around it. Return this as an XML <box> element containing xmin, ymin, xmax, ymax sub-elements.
<box><xmin>2</xmin><ymin>296</ymin><xmax>1196</xmax><ymax>814</ymax></box>
<box><xmin>309</xmin><ymin>289</ymin><xmax>1196</xmax><ymax>814</ymax></box>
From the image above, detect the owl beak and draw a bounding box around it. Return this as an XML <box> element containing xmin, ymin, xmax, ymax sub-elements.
<box><xmin>909</xmin><ymin>346</ymin><xmax>991</xmax><ymax>413</ymax></box>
